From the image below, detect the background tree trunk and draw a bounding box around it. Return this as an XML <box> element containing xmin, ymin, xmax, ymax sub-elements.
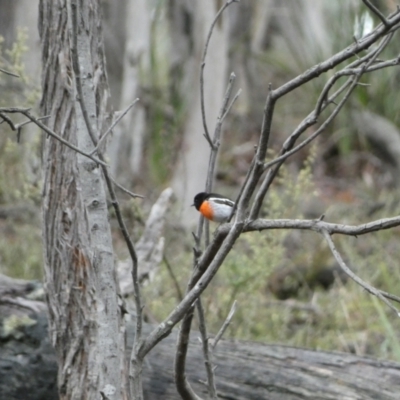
<box><xmin>107</xmin><ymin>0</ymin><xmax>151</xmax><ymax>179</ymax></box>
<box><xmin>170</xmin><ymin>0</ymin><xmax>229</xmax><ymax>225</ymax></box>
<box><xmin>39</xmin><ymin>1</ymin><xmax>125</xmax><ymax>399</ymax></box>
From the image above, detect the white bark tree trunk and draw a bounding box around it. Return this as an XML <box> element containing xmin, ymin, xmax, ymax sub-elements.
<box><xmin>170</xmin><ymin>0</ymin><xmax>229</xmax><ymax>226</ymax></box>
<box><xmin>108</xmin><ymin>0</ymin><xmax>151</xmax><ymax>179</ymax></box>
<box><xmin>39</xmin><ymin>0</ymin><xmax>125</xmax><ymax>398</ymax></box>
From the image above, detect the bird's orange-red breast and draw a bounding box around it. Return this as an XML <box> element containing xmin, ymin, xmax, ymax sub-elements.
<box><xmin>192</xmin><ymin>192</ymin><xmax>234</xmax><ymax>223</ymax></box>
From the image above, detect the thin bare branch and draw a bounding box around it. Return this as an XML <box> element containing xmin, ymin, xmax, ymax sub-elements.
<box><xmin>362</xmin><ymin>0</ymin><xmax>389</xmax><ymax>27</ymax></box>
<box><xmin>0</xmin><ymin>67</ymin><xmax>19</xmax><ymax>77</ymax></box>
<box><xmin>174</xmin><ymin>307</ymin><xmax>203</xmax><ymax>400</ymax></box>
<box><xmin>17</xmin><ymin>115</ymin><xmax>51</xmax><ymax>129</ymax></box>
<box><xmin>205</xmin><ymin>72</ymin><xmax>237</xmax><ymax>193</ymax></box>
<box><xmin>271</xmin><ymin>9</ymin><xmax>400</xmax><ymax>100</ymax></box>
<box><xmin>90</xmin><ymin>98</ymin><xmax>140</xmax><ymax>155</ymax></box>
<box><xmin>211</xmin><ymin>300</ymin><xmax>237</xmax><ymax>349</ymax></box>
<box><xmin>163</xmin><ymin>255</ymin><xmax>184</xmax><ymax>302</ymax></box>
<box><xmin>240</xmin><ymin>215</ymin><xmax>400</xmax><ymax>236</ymax></box>
<box><xmin>260</xmin><ymin>77</ymin><xmax>357</xmax><ymax>175</ymax></box>
<box><xmin>200</xmin><ymin>1</ymin><xmax>239</xmax><ymax>148</ymax></box>
<box><xmin>221</xmin><ymin>88</ymin><xmax>242</xmax><ymax>123</ymax></box>
<box><xmin>0</xmin><ymin>112</ymin><xmax>17</xmax><ymax>130</ymax></box>
<box><xmin>0</xmin><ymin>108</ymin><xmax>107</xmax><ymax>166</ymax></box>
<box><xmin>322</xmin><ymin>230</ymin><xmax>400</xmax><ymax>315</ymax></box>
<box><xmin>109</xmin><ymin>175</ymin><xmax>144</xmax><ymax>199</ymax></box>
<box><xmin>196</xmin><ymin>299</ymin><xmax>217</xmax><ymax>399</ymax></box>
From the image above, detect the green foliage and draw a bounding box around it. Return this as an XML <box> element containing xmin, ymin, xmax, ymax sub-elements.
<box><xmin>0</xmin><ymin>32</ymin><xmax>42</xmax><ymax>280</ymax></box>
<box><xmin>0</xmin><ymin>221</ymin><xmax>42</xmax><ymax>280</ymax></box>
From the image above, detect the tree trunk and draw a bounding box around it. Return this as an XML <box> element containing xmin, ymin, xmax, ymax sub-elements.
<box><xmin>1</xmin><ymin>274</ymin><xmax>400</xmax><ymax>400</ymax></box>
<box><xmin>170</xmin><ymin>0</ymin><xmax>229</xmax><ymax>226</ymax></box>
<box><xmin>107</xmin><ymin>0</ymin><xmax>151</xmax><ymax>179</ymax></box>
<box><xmin>39</xmin><ymin>1</ymin><xmax>125</xmax><ymax>399</ymax></box>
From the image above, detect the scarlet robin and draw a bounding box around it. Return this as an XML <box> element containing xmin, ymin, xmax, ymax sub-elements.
<box><xmin>192</xmin><ymin>192</ymin><xmax>234</xmax><ymax>223</ymax></box>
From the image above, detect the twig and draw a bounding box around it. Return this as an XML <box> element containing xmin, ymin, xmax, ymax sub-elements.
<box><xmin>0</xmin><ymin>67</ymin><xmax>19</xmax><ymax>77</ymax></box>
<box><xmin>17</xmin><ymin>115</ymin><xmax>51</xmax><ymax>129</ymax></box>
<box><xmin>205</xmin><ymin>72</ymin><xmax>237</xmax><ymax>194</ymax></box>
<box><xmin>362</xmin><ymin>0</ymin><xmax>389</xmax><ymax>27</ymax></box>
<box><xmin>239</xmin><ymin>215</ymin><xmax>400</xmax><ymax>237</ymax></box>
<box><xmin>90</xmin><ymin>98</ymin><xmax>140</xmax><ymax>155</ymax></box>
<box><xmin>163</xmin><ymin>255</ymin><xmax>184</xmax><ymax>302</ymax></box>
<box><xmin>211</xmin><ymin>300</ymin><xmax>237</xmax><ymax>350</ymax></box>
<box><xmin>260</xmin><ymin>76</ymin><xmax>357</xmax><ymax>175</ymax></box>
<box><xmin>109</xmin><ymin>175</ymin><xmax>144</xmax><ymax>199</ymax></box>
<box><xmin>221</xmin><ymin>88</ymin><xmax>242</xmax><ymax>122</ymax></box>
<box><xmin>196</xmin><ymin>299</ymin><xmax>218</xmax><ymax>399</ymax></box>
<box><xmin>322</xmin><ymin>230</ymin><xmax>400</xmax><ymax>315</ymax></box>
<box><xmin>0</xmin><ymin>108</ymin><xmax>107</xmax><ymax>167</ymax></box>
<box><xmin>200</xmin><ymin>1</ymin><xmax>238</xmax><ymax>148</ymax></box>
<box><xmin>174</xmin><ymin>306</ymin><xmax>203</xmax><ymax>400</ymax></box>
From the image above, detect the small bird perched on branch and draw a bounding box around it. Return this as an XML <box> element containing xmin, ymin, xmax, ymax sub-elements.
<box><xmin>193</xmin><ymin>192</ymin><xmax>234</xmax><ymax>223</ymax></box>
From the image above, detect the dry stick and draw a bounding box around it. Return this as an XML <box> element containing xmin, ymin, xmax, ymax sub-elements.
<box><xmin>17</xmin><ymin>115</ymin><xmax>51</xmax><ymax>129</ymax></box>
<box><xmin>90</xmin><ymin>98</ymin><xmax>140</xmax><ymax>155</ymax></box>
<box><xmin>321</xmin><ymin>230</ymin><xmax>400</xmax><ymax>316</ymax></box>
<box><xmin>200</xmin><ymin>0</ymin><xmax>239</xmax><ymax>148</ymax></box>
<box><xmin>0</xmin><ymin>67</ymin><xmax>19</xmax><ymax>77</ymax></box>
<box><xmin>236</xmin><ymin>87</ymin><xmax>275</xmax><ymax>216</ymax></box>
<box><xmin>241</xmin><ymin>215</ymin><xmax>400</xmax><ymax>238</ymax></box>
<box><xmin>109</xmin><ymin>175</ymin><xmax>144</xmax><ymax>199</ymax></box>
<box><xmin>204</xmin><ymin>76</ymin><xmax>240</xmax><ymax>246</ymax></box>
<box><xmin>163</xmin><ymin>255</ymin><xmax>184</xmax><ymax>302</ymax></box>
<box><xmin>205</xmin><ymin>72</ymin><xmax>237</xmax><ymax>195</ymax></box>
<box><xmin>196</xmin><ymin>299</ymin><xmax>218</xmax><ymax>399</ymax></box>
<box><xmin>0</xmin><ymin>108</ymin><xmax>107</xmax><ymax>167</ymax></box>
<box><xmin>211</xmin><ymin>300</ymin><xmax>237</xmax><ymax>350</ymax></box>
<box><xmin>0</xmin><ymin>112</ymin><xmax>17</xmax><ymax>129</ymax></box>
<box><xmin>68</xmin><ymin>2</ymin><xmax>142</xmax><ymax>397</ymax></box>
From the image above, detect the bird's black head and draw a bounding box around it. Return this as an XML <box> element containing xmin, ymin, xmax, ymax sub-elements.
<box><xmin>193</xmin><ymin>192</ymin><xmax>209</xmax><ymax>210</ymax></box>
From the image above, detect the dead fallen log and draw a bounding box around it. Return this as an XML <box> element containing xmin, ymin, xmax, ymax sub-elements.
<box><xmin>1</xmin><ymin>273</ymin><xmax>400</xmax><ymax>400</ymax></box>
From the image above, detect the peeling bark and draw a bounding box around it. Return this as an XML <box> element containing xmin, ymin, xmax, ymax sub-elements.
<box><xmin>39</xmin><ymin>1</ymin><xmax>125</xmax><ymax>399</ymax></box>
